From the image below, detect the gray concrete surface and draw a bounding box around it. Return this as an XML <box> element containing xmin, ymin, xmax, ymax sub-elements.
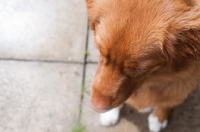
<box><xmin>0</xmin><ymin>0</ymin><xmax>200</xmax><ymax>132</ymax></box>
<box><xmin>0</xmin><ymin>61</ymin><xmax>82</xmax><ymax>132</ymax></box>
<box><xmin>0</xmin><ymin>0</ymin><xmax>87</xmax><ymax>62</ymax></box>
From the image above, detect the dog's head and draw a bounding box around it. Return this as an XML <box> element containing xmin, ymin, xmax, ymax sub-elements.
<box><xmin>86</xmin><ymin>0</ymin><xmax>200</xmax><ymax>112</ymax></box>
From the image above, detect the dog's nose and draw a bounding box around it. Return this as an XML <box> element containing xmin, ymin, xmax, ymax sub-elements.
<box><xmin>91</xmin><ymin>97</ymin><xmax>112</xmax><ymax>113</ymax></box>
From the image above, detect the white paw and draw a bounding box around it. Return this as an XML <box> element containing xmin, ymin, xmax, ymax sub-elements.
<box><xmin>100</xmin><ymin>107</ymin><xmax>120</xmax><ymax>126</ymax></box>
<box><xmin>148</xmin><ymin>114</ymin><xmax>167</xmax><ymax>132</ymax></box>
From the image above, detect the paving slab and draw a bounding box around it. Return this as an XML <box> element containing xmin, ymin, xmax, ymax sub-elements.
<box><xmin>0</xmin><ymin>0</ymin><xmax>87</xmax><ymax>62</ymax></box>
<box><xmin>0</xmin><ymin>61</ymin><xmax>83</xmax><ymax>132</ymax></box>
<box><xmin>82</xmin><ymin>64</ymin><xmax>200</xmax><ymax>132</ymax></box>
<box><xmin>87</xmin><ymin>30</ymin><xmax>99</xmax><ymax>62</ymax></box>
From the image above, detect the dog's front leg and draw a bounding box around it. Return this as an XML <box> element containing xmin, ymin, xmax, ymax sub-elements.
<box><xmin>100</xmin><ymin>105</ymin><xmax>123</xmax><ymax>126</ymax></box>
<box><xmin>148</xmin><ymin>106</ymin><xmax>172</xmax><ymax>132</ymax></box>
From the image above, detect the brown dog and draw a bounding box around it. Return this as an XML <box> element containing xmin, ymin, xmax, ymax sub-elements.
<box><xmin>86</xmin><ymin>0</ymin><xmax>200</xmax><ymax>131</ymax></box>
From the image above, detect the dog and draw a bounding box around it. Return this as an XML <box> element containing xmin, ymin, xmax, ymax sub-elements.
<box><xmin>86</xmin><ymin>0</ymin><xmax>200</xmax><ymax>131</ymax></box>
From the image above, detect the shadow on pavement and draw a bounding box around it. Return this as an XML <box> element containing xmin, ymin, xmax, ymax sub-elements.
<box><xmin>120</xmin><ymin>86</ymin><xmax>200</xmax><ymax>132</ymax></box>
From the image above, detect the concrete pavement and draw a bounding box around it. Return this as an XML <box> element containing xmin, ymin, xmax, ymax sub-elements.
<box><xmin>0</xmin><ymin>0</ymin><xmax>200</xmax><ymax>132</ymax></box>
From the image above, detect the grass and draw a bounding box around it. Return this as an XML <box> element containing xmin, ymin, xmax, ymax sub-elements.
<box><xmin>71</xmin><ymin>123</ymin><xmax>85</xmax><ymax>132</ymax></box>
<box><xmin>80</xmin><ymin>82</ymin><xmax>85</xmax><ymax>99</ymax></box>
<box><xmin>72</xmin><ymin>55</ymin><xmax>87</xmax><ymax>132</ymax></box>
<box><xmin>72</xmin><ymin>83</ymin><xmax>86</xmax><ymax>132</ymax></box>
<box><xmin>84</xmin><ymin>50</ymin><xmax>89</xmax><ymax>56</ymax></box>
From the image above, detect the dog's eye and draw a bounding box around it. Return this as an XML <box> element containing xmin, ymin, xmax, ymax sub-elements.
<box><xmin>124</xmin><ymin>65</ymin><xmax>148</xmax><ymax>79</ymax></box>
<box><xmin>125</xmin><ymin>74</ymin><xmax>131</xmax><ymax>80</ymax></box>
<box><xmin>124</xmin><ymin>67</ymin><xmax>147</xmax><ymax>78</ymax></box>
<box><xmin>130</xmin><ymin>67</ymin><xmax>147</xmax><ymax>73</ymax></box>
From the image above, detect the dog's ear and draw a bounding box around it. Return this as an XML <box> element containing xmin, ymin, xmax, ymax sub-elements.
<box><xmin>163</xmin><ymin>6</ymin><xmax>200</xmax><ymax>71</ymax></box>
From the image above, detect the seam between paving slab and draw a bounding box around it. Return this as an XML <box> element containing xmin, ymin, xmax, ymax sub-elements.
<box><xmin>0</xmin><ymin>58</ymin><xmax>84</xmax><ymax>65</ymax></box>
<box><xmin>87</xmin><ymin>61</ymin><xmax>98</xmax><ymax>64</ymax></box>
<box><xmin>78</xmin><ymin>19</ymin><xmax>90</xmax><ymax>123</ymax></box>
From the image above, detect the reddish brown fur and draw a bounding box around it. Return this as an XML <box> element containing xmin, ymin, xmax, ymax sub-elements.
<box><xmin>86</xmin><ymin>0</ymin><xmax>200</xmax><ymax>124</ymax></box>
